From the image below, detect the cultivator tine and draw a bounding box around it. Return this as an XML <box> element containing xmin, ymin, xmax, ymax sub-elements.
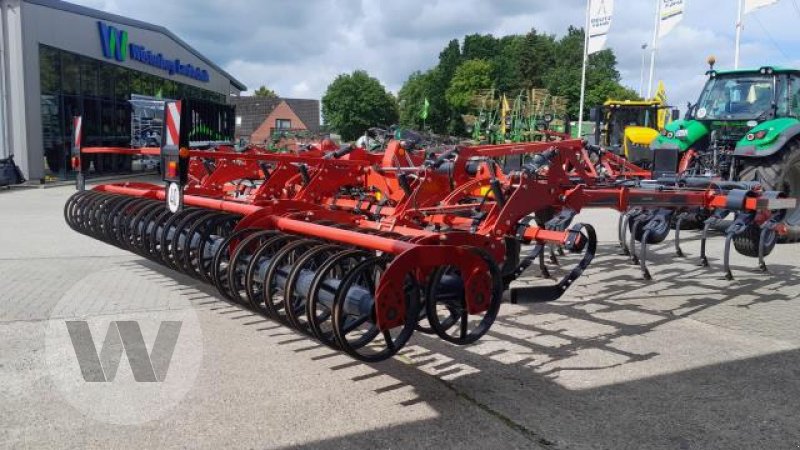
<box><xmin>618</xmin><ymin>208</ymin><xmax>639</xmax><ymax>256</ymax></box>
<box><xmin>673</xmin><ymin>211</ymin><xmax>692</xmax><ymax>257</ymax></box>
<box><xmin>629</xmin><ymin>209</ymin><xmax>654</xmax><ymax>266</ymax></box>
<box><xmin>510</xmin><ymin>223</ymin><xmax>597</xmax><ymax>304</ymax></box>
<box><xmin>544</xmin><ymin>208</ymin><xmax>576</xmax><ymax>268</ymax></box>
<box><xmin>758</xmin><ymin>220</ymin><xmax>779</xmax><ymax>272</ymax></box>
<box><xmin>538</xmin><ymin>246</ymin><xmax>551</xmax><ymax>278</ymax></box>
<box><xmin>637</xmin><ymin>209</ymin><xmax>672</xmax><ymax>280</ymax></box>
<box><xmin>700</xmin><ymin>209</ymin><xmax>730</xmax><ymax>267</ymax></box>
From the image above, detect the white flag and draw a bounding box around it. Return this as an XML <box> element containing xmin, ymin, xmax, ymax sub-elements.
<box><xmin>659</xmin><ymin>0</ymin><xmax>685</xmax><ymax>38</ymax></box>
<box><xmin>744</xmin><ymin>0</ymin><xmax>780</xmax><ymax>14</ymax></box>
<box><xmin>587</xmin><ymin>0</ymin><xmax>614</xmax><ymax>54</ymax></box>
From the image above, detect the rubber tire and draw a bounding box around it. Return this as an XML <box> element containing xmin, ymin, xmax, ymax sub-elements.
<box><xmin>628</xmin><ymin>215</ymin><xmax>669</xmax><ymax>244</ymax></box>
<box><xmin>733</xmin><ymin>223</ymin><xmax>776</xmax><ymax>258</ymax></box>
<box><xmin>738</xmin><ymin>139</ymin><xmax>800</xmax><ymax>242</ymax></box>
<box><xmin>669</xmin><ymin>211</ymin><xmax>708</xmax><ymax>231</ymax></box>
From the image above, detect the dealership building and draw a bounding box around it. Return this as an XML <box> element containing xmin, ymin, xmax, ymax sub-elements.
<box><xmin>0</xmin><ymin>0</ymin><xmax>246</xmax><ymax>180</ymax></box>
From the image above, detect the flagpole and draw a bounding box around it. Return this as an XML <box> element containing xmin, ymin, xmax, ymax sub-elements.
<box><xmin>577</xmin><ymin>0</ymin><xmax>591</xmax><ymax>138</ymax></box>
<box><xmin>646</xmin><ymin>0</ymin><xmax>661</xmax><ymax>99</ymax></box>
<box><xmin>734</xmin><ymin>0</ymin><xmax>743</xmax><ymax>69</ymax></box>
<box><xmin>639</xmin><ymin>43</ymin><xmax>647</xmax><ymax>97</ymax></box>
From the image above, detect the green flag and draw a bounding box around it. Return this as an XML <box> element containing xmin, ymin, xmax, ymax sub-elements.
<box><xmin>419</xmin><ymin>97</ymin><xmax>430</xmax><ymax>121</ymax></box>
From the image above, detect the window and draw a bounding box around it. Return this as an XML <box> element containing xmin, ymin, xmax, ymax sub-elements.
<box><xmin>276</xmin><ymin>119</ymin><xmax>292</xmax><ymax>129</ymax></box>
<box><xmin>114</xmin><ymin>66</ymin><xmax>130</xmax><ymax>101</ymax></box>
<box><xmin>235</xmin><ymin>116</ymin><xmax>242</xmax><ymax>126</ymax></box>
<box><xmin>38</xmin><ymin>45</ymin><xmax>228</xmax><ymax>179</ymax></box>
<box><xmin>781</xmin><ymin>76</ymin><xmax>800</xmax><ymax>117</ymax></box>
<box><xmin>81</xmin><ymin>58</ymin><xmax>99</xmax><ymax>97</ymax></box>
<box><xmin>39</xmin><ymin>46</ymin><xmax>61</xmax><ymax>94</ymax></box>
<box><xmin>62</xmin><ymin>53</ymin><xmax>80</xmax><ymax>95</ymax></box>
<box><xmin>98</xmin><ymin>64</ymin><xmax>115</xmax><ymax>100</ymax></box>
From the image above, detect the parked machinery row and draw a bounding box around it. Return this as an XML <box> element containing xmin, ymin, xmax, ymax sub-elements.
<box><xmin>64</xmin><ymin>101</ymin><xmax>796</xmax><ymax>362</ymax></box>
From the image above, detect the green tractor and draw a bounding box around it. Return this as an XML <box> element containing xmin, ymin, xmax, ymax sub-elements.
<box><xmin>651</xmin><ymin>61</ymin><xmax>800</xmax><ymax>240</ymax></box>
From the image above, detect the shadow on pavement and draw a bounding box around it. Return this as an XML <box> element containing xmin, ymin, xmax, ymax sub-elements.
<box><xmin>123</xmin><ymin>241</ymin><xmax>800</xmax><ymax>450</ymax></box>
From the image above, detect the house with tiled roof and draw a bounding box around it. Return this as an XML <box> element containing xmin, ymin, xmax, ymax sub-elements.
<box><xmin>230</xmin><ymin>96</ymin><xmax>320</xmax><ymax>144</ymax></box>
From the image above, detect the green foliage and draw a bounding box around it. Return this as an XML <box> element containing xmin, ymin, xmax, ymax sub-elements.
<box><xmin>322</xmin><ymin>70</ymin><xmax>398</xmax><ymax>141</ymax></box>
<box><xmin>445</xmin><ymin>59</ymin><xmax>493</xmax><ymax>111</ymax></box>
<box><xmin>462</xmin><ymin>34</ymin><xmax>499</xmax><ymax>61</ymax></box>
<box><xmin>254</xmin><ymin>85</ymin><xmax>278</xmax><ymax>98</ymax></box>
<box><xmin>398</xmin><ymin>70</ymin><xmax>437</xmax><ymax>130</ymax></box>
<box><xmin>396</xmin><ymin>26</ymin><xmax>639</xmax><ymax>135</ymax></box>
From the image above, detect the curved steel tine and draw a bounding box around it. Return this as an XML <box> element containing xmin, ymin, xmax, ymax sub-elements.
<box><xmin>699</xmin><ymin>210</ymin><xmax>729</xmax><ymax>267</ymax></box>
<box><xmin>618</xmin><ymin>211</ymin><xmax>631</xmax><ymax>255</ymax></box>
<box><xmin>674</xmin><ymin>211</ymin><xmax>689</xmax><ymax>257</ymax></box>
<box><xmin>758</xmin><ymin>225</ymin><xmax>772</xmax><ymax>272</ymax></box>
<box><xmin>511</xmin><ymin>223</ymin><xmax>597</xmax><ymax>303</ymax></box>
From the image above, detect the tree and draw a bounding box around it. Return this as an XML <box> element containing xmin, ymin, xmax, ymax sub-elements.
<box><xmin>462</xmin><ymin>34</ymin><xmax>499</xmax><ymax>61</ymax></box>
<box><xmin>254</xmin><ymin>85</ymin><xmax>278</xmax><ymax>98</ymax></box>
<box><xmin>445</xmin><ymin>59</ymin><xmax>493</xmax><ymax>112</ymax></box>
<box><xmin>398</xmin><ymin>70</ymin><xmax>438</xmax><ymax>130</ymax></box>
<box><xmin>396</xmin><ymin>25</ymin><xmax>638</xmax><ymax>136</ymax></box>
<box><xmin>519</xmin><ymin>29</ymin><xmax>557</xmax><ymax>89</ymax></box>
<box><xmin>544</xmin><ymin>27</ymin><xmax>637</xmax><ymax>118</ymax></box>
<box><xmin>492</xmin><ymin>35</ymin><xmax>526</xmax><ymax>93</ymax></box>
<box><xmin>322</xmin><ymin>70</ymin><xmax>398</xmax><ymax>141</ymax></box>
<box><xmin>438</xmin><ymin>39</ymin><xmax>462</xmax><ymax>82</ymax></box>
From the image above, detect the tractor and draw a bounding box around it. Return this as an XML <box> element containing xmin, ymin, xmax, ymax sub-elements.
<box><xmin>651</xmin><ymin>60</ymin><xmax>800</xmax><ymax>239</ymax></box>
<box><xmin>592</xmin><ymin>99</ymin><xmax>677</xmax><ymax>167</ymax></box>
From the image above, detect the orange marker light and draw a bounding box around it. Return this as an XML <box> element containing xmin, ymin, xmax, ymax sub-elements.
<box><xmin>167</xmin><ymin>161</ymin><xmax>178</xmax><ymax>178</ymax></box>
<box><xmin>179</xmin><ymin>147</ymin><xmax>190</xmax><ymax>158</ymax></box>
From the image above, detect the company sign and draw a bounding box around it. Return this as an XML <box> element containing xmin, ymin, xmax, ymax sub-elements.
<box><xmin>98</xmin><ymin>21</ymin><xmax>210</xmax><ymax>83</ymax></box>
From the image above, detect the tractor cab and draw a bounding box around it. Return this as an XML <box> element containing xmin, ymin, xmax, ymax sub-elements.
<box><xmin>652</xmin><ymin>65</ymin><xmax>800</xmax><ymax>179</ymax></box>
<box><xmin>592</xmin><ymin>99</ymin><xmax>676</xmax><ymax>167</ymax></box>
<box><xmin>651</xmin><ymin>62</ymin><xmax>800</xmax><ymax>238</ymax></box>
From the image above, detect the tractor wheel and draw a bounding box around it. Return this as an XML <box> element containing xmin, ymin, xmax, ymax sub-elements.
<box><xmin>738</xmin><ymin>139</ymin><xmax>800</xmax><ymax>242</ymax></box>
<box><xmin>669</xmin><ymin>211</ymin><xmax>708</xmax><ymax>231</ymax></box>
<box><xmin>733</xmin><ymin>223</ymin><xmax>777</xmax><ymax>258</ymax></box>
<box><xmin>627</xmin><ymin>215</ymin><xmax>669</xmax><ymax>244</ymax></box>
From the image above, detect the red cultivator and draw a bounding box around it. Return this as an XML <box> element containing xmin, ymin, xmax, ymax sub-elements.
<box><xmin>64</xmin><ymin>100</ymin><xmax>797</xmax><ymax>362</ymax></box>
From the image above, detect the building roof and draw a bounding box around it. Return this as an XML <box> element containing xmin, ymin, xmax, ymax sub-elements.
<box><xmin>230</xmin><ymin>96</ymin><xmax>320</xmax><ymax>136</ymax></box>
<box><xmin>230</xmin><ymin>96</ymin><xmax>282</xmax><ymax>137</ymax></box>
<box><xmin>25</xmin><ymin>0</ymin><xmax>247</xmax><ymax>91</ymax></box>
<box><xmin>284</xmin><ymin>98</ymin><xmax>321</xmax><ymax>132</ymax></box>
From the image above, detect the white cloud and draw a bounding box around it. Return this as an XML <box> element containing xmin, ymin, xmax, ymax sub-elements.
<box><xmin>70</xmin><ymin>0</ymin><xmax>800</xmax><ymax>112</ymax></box>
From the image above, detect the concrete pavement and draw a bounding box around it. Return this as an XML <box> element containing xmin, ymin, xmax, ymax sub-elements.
<box><xmin>1</xmin><ymin>182</ymin><xmax>799</xmax><ymax>449</ymax></box>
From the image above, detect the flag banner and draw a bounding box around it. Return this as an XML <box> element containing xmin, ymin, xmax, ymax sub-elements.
<box><xmin>744</xmin><ymin>0</ymin><xmax>779</xmax><ymax>14</ymax></box>
<box><xmin>654</xmin><ymin>81</ymin><xmax>668</xmax><ymax>128</ymax></box>
<box><xmin>420</xmin><ymin>97</ymin><xmax>430</xmax><ymax>121</ymax></box>
<box><xmin>659</xmin><ymin>0</ymin><xmax>685</xmax><ymax>38</ymax></box>
<box><xmin>587</xmin><ymin>0</ymin><xmax>614</xmax><ymax>54</ymax></box>
<box><xmin>500</xmin><ymin>95</ymin><xmax>510</xmax><ymax>135</ymax></box>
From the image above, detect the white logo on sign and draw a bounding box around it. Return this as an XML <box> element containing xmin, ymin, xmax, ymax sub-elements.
<box><xmin>167</xmin><ymin>182</ymin><xmax>181</xmax><ymax>213</ymax></box>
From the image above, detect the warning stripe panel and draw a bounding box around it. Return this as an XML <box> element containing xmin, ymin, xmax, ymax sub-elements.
<box><xmin>165</xmin><ymin>101</ymin><xmax>182</xmax><ymax>147</ymax></box>
<box><xmin>73</xmin><ymin>116</ymin><xmax>82</xmax><ymax>149</ymax></box>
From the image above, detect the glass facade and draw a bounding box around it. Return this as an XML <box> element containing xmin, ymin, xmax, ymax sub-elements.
<box><xmin>39</xmin><ymin>44</ymin><xmax>226</xmax><ymax>179</ymax></box>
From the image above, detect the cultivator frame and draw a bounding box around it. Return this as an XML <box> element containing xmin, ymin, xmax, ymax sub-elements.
<box><xmin>65</xmin><ymin>100</ymin><xmax>797</xmax><ymax>362</ymax></box>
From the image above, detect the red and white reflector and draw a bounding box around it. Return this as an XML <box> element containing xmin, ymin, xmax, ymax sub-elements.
<box><xmin>73</xmin><ymin>116</ymin><xmax>82</xmax><ymax>150</ymax></box>
<box><xmin>165</xmin><ymin>101</ymin><xmax>182</xmax><ymax>147</ymax></box>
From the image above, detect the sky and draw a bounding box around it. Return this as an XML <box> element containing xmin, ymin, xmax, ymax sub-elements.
<box><xmin>71</xmin><ymin>0</ymin><xmax>800</xmax><ymax>112</ymax></box>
